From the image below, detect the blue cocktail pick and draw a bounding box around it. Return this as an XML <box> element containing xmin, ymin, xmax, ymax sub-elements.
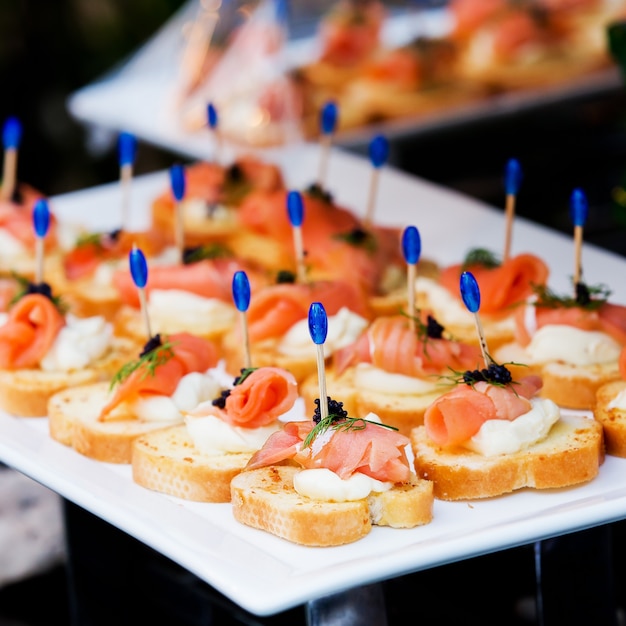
<box><xmin>170</xmin><ymin>164</ymin><xmax>186</xmax><ymax>202</ymax></box>
<box><xmin>207</xmin><ymin>103</ymin><xmax>218</xmax><ymax>130</ymax></box>
<box><xmin>503</xmin><ymin>158</ymin><xmax>521</xmax><ymax>262</ymax></box>
<box><xmin>309</xmin><ymin>301</ymin><xmax>329</xmax><ymax>420</ymax></box>
<box><xmin>309</xmin><ymin>301</ymin><xmax>328</xmax><ymax>345</ymax></box>
<box><xmin>402</xmin><ymin>226</ymin><xmax>421</xmax><ymax>265</ymax></box>
<box><xmin>2</xmin><ymin>117</ymin><xmax>22</xmax><ymax>200</ymax></box>
<box><xmin>118</xmin><ymin>132</ymin><xmax>137</xmax><ymax>168</ymax></box>
<box><xmin>320</xmin><ymin>101</ymin><xmax>338</xmax><ymax>136</ymax></box>
<box><xmin>232</xmin><ymin>270</ymin><xmax>251</xmax><ymax>312</ymax></box>
<box><xmin>504</xmin><ymin>158</ymin><xmax>522</xmax><ymax>197</ymax></box>
<box><xmin>232</xmin><ymin>270</ymin><xmax>252</xmax><ymax>368</ymax></box>
<box><xmin>170</xmin><ymin>164</ymin><xmax>186</xmax><ymax>259</ymax></box>
<box><xmin>369</xmin><ymin>135</ymin><xmax>389</xmax><ymax>169</ymax></box>
<box><xmin>3</xmin><ymin>117</ymin><xmax>21</xmax><ymax>150</ymax></box>
<box><xmin>317</xmin><ymin>102</ymin><xmax>338</xmax><ymax>190</ymax></box>
<box><xmin>33</xmin><ymin>199</ymin><xmax>50</xmax><ymax>239</ymax></box>
<box><xmin>402</xmin><ymin>226</ymin><xmax>421</xmax><ymax>327</ymax></box>
<box><xmin>33</xmin><ymin>198</ymin><xmax>50</xmax><ymax>284</ymax></box>
<box><xmin>569</xmin><ymin>188</ymin><xmax>588</xmax><ymax>285</ymax></box>
<box><xmin>130</xmin><ymin>247</ymin><xmax>148</xmax><ymax>289</ymax></box>
<box><xmin>460</xmin><ymin>271</ymin><xmax>480</xmax><ymax>313</ymax></box>
<box><xmin>118</xmin><ymin>132</ymin><xmax>137</xmax><ymax>228</ymax></box>
<box><xmin>460</xmin><ymin>271</ymin><xmax>491</xmax><ymax>365</ymax></box>
<box><xmin>130</xmin><ymin>246</ymin><xmax>152</xmax><ymax>339</ymax></box>
<box><xmin>287</xmin><ymin>190</ymin><xmax>307</xmax><ymax>282</ymax></box>
<box><xmin>287</xmin><ymin>190</ymin><xmax>304</xmax><ymax>227</ymax></box>
<box><xmin>569</xmin><ymin>188</ymin><xmax>588</xmax><ymax>227</ymax></box>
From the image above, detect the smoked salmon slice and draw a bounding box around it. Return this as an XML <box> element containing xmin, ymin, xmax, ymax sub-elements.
<box><xmin>153</xmin><ymin>157</ymin><xmax>283</xmax><ymax>209</ymax></box>
<box><xmin>237</xmin><ymin>189</ymin><xmax>363</xmax><ymax>245</ymax></box>
<box><xmin>99</xmin><ymin>332</ymin><xmax>218</xmax><ymax>419</ymax></box>
<box><xmin>112</xmin><ymin>257</ymin><xmax>268</xmax><ymax>309</ymax></box>
<box><xmin>0</xmin><ymin>293</ymin><xmax>65</xmax><ymax>369</ymax></box>
<box><xmin>63</xmin><ymin>228</ymin><xmax>169</xmax><ymax>281</ymax></box>
<box><xmin>333</xmin><ymin>314</ymin><xmax>482</xmax><ymax>377</ymax></box>
<box><xmin>318</xmin><ymin>0</ymin><xmax>385</xmax><ymax>66</ymax></box>
<box><xmin>424</xmin><ymin>375</ymin><xmax>543</xmax><ymax>447</ymax></box>
<box><xmin>247</xmin><ymin>418</ymin><xmax>411</xmax><ymax>483</ymax></box>
<box><xmin>188</xmin><ymin>366</ymin><xmax>298</xmax><ymax>429</ymax></box>
<box><xmin>0</xmin><ymin>204</ymin><xmax>58</xmax><ymax>251</ymax></box>
<box><xmin>438</xmin><ymin>253</ymin><xmax>549</xmax><ymax>314</ymax></box>
<box><xmin>246</xmin><ymin>280</ymin><xmax>372</xmax><ymax>344</ymax></box>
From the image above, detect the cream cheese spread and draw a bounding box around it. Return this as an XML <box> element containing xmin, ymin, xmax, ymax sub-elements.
<box><xmin>278</xmin><ymin>307</ymin><xmax>368</xmax><ymax>358</ymax></box>
<box><xmin>132</xmin><ymin>372</ymin><xmax>222</xmax><ymax>422</ymax></box>
<box><xmin>40</xmin><ymin>314</ymin><xmax>112</xmax><ymax>372</ymax></box>
<box><xmin>465</xmin><ymin>398</ymin><xmax>560</xmax><ymax>456</ymax></box>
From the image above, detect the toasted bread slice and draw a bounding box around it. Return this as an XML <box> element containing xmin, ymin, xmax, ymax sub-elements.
<box><xmin>495</xmin><ymin>342</ymin><xmax>622</xmax><ymax>410</ymax></box>
<box><xmin>594</xmin><ymin>380</ymin><xmax>626</xmax><ymax>458</ymax></box>
<box><xmin>0</xmin><ymin>336</ymin><xmax>137</xmax><ymax>418</ymax></box>
<box><xmin>48</xmin><ymin>382</ymin><xmax>180</xmax><ymax>463</ymax></box>
<box><xmin>113</xmin><ymin>304</ymin><xmax>234</xmax><ymax>348</ymax></box>
<box><xmin>299</xmin><ymin>369</ymin><xmax>443</xmax><ymax>437</ymax></box>
<box><xmin>132</xmin><ymin>425</ymin><xmax>252</xmax><ymax>502</ymax></box>
<box><xmin>230</xmin><ymin>465</ymin><xmax>434</xmax><ymax>546</ymax></box>
<box><xmin>410</xmin><ymin>415</ymin><xmax>604</xmax><ymax>501</ymax></box>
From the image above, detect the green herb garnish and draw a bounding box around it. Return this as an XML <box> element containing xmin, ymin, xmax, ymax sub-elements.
<box><xmin>182</xmin><ymin>243</ymin><xmax>231</xmax><ymax>265</ymax></box>
<box><xmin>532</xmin><ymin>281</ymin><xmax>610</xmax><ymax>310</ymax></box>
<box><xmin>303</xmin><ymin>396</ymin><xmax>398</xmax><ymax>448</ymax></box>
<box><xmin>232</xmin><ymin>367</ymin><xmax>257</xmax><ymax>386</ymax></box>
<box><xmin>462</xmin><ymin>248</ymin><xmax>500</xmax><ymax>270</ymax></box>
<box><xmin>74</xmin><ymin>228</ymin><xmax>120</xmax><ymax>250</ymax></box>
<box><xmin>109</xmin><ymin>335</ymin><xmax>175</xmax><ymax>390</ymax></box>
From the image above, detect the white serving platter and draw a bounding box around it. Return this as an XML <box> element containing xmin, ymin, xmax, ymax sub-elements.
<box><xmin>1</xmin><ymin>144</ymin><xmax>625</xmax><ymax>616</ymax></box>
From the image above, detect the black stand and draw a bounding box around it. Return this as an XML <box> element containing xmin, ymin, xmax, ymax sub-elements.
<box><xmin>534</xmin><ymin>525</ymin><xmax>618</xmax><ymax>626</ymax></box>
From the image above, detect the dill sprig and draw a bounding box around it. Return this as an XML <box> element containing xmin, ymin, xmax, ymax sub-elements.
<box><xmin>182</xmin><ymin>243</ymin><xmax>231</xmax><ymax>265</ymax></box>
<box><xmin>74</xmin><ymin>228</ymin><xmax>121</xmax><ymax>250</ymax></box>
<box><xmin>462</xmin><ymin>248</ymin><xmax>500</xmax><ymax>270</ymax></box>
<box><xmin>333</xmin><ymin>227</ymin><xmax>377</xmax><ymax>253</ymax></box>
<box><xmin>109</xmin><ymin>335</ymin><xmax>175</xmax><ymax>390</ymax></box>
<box><xmin>532</xmin><ymin>281</ymin><xmax>610</xmax><ymax>311</ymax></box>
<box><xmin>232</xmin><ymin>367</ymin><xmax>257</xmax><ymax>386</ymax></box>
<box><xmin>10</xmin><ymin>272</ymin><xmax>67</xmax><ymax>313</ymax></box>
<box><xmin>303</xmin><ymin>396</ymin><xmax>398</xmax><ymax>448</ymax></box>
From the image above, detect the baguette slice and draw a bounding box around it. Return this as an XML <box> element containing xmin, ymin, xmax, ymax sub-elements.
<box><xmin>299</xmin><ymin>369</ymin><xmax>442</xmax><ymax>437</ymax></box>
<box><xmin>132</xmin><ymin>425</ymin><xmax>252</xmax><ymax>502</ymax></box>
<box><xmin>48</xmin><ymin>382</ymin><xmax>180</xmax><ymax>463</ymax></box>
<box><xmin>230</xmin><ymin>465</ymin><xmax>434</xmax><ymax>547</ymax></box>
<box><xmin>594</xmin><ymin>379</ymin><xmax>626</xmax><ymax>458</ymax></box>
<box><xmin>410</xmin><ymin>415</ymin><xmax>604</xmax><ymax>501</ymax></box>
<box><xmin>0</xmin><ymin>336</ymin><xmax>137</xmax><ymax>418</ymax></box>
<box><xmin>113</xmin><ymin>304</ymin><xmax>234</xmax><ymax>348</ymax></box>
<box><xmin>495</xmin><ymin>342</ymin><xmax>621</xmax><ymax>410</ymax></box>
